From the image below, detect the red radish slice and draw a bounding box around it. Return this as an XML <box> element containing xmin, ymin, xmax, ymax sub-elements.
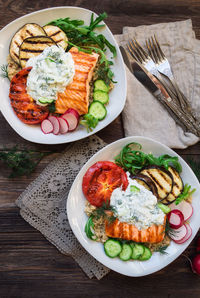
<box><xmin>48</xmin><ymin>116</ymin><xmax>60</xmax><ymax>135</ymax></box>
<box><xmin>41</xmin><ymin>119</ymin><xmax>53</xmax><ymax>134</ymax></box>
<box><xmin>169</xmin><ymin>224</ymin><xmax>187</xmax><ymax>242</ymax></box>
<box><xmin>62</xmin><ymin>108</ymin><xmax>79</xmax><ymax>131</ymax></box>
<box><xmin>167</xmin><ymin>209</ymin><xmax>184</xmax><ymax>229</ymax></box>
<box><xmin>175</xmin><ymin>223</ymin><xmax>192</xmax><ymax>244</ymax></box>
<box><xmin>58</xmin><ymin>117</ymin><xmax>69</xmax><ymax>134</ymax></box>
<box><xmin>170</xmin><ymin>200</ymin><xmax>193</xmax><ymax>221</ymax></box>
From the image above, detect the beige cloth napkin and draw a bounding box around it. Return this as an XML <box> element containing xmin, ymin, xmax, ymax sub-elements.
<box><xmin>115</xmin><ymin>19</ymin><xmax>200</xmax><ymax>149</ymax></box>
<box><xmin>16</xmin><ymin>20</ymin><xmax>200</xmax><ymax>281</ymax></box>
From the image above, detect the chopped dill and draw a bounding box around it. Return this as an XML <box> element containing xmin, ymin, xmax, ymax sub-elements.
<box><xmin>0</xmin><ymin>64</ymin><xmax>9</xmax><ymax>79</ymax></box>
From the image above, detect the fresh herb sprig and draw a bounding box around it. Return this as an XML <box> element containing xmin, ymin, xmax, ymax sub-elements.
<box><xmin>91</xmin><ymin>202</ymin><xmax>116</xmax><ymax>224</ymax></box>
<box><xmin>0</xmin><ymin>64</ymin><xmax>8</xmax><ymax>79</ymax></box>
<box><xmin>156</xmin><ymin>245</ymin><xmax>169</xmax><ymax>255</ymax></box>
<box><xmin>114</xmin><ymin>142</ymin><xmax>182</xmax><ymax>175</ymax></box>
<box><xmin>0</xmin><ymin>147</ymin><xmax>53</xmax><ymax>178</ymax></box>
<box><xmin>79</xmin><ymin>113</ymin><xmax>99</xmax><ymax>132</ymax></box>
<box><xmin>175</xmin><ymin>184</ymin><xmax>196</xmax><ymax>205</ymax></box>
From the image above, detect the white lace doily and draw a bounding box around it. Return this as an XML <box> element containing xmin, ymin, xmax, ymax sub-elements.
<box><xmin>16</xmin><ymin>135</ymin><xmax>110</xmax><ymax>279</ymax></box>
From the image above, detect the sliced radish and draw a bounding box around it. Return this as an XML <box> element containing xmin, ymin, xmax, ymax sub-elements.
<box><xmin>62</xmin><ymin>108</ymin><xmax>79</xmax><ymax>131</ymax></box>
<box><xmin>58</xmin><ymin>117</ymin><xmax>69</xmax><ymax>134</ymax></box>
<box><xmin>48</xmin><ymin>116</ymin><xmax>60</xmax><ymax>135</ymax></box>
<box><xmin>169</xmin><ymin>224</ymin><xmax>187</xmax><ymax>242</ymax></box>
<box><xmin>175</xmin><ymin>223</ymin><xmax>192</xmax><ymax>244</ymax></box>
<box><xmin>167</xmin><ymin>209</ymin><xmax>184</xmax><ymax>229</ymax></box>
<box><xmin>170</xmin><ymin>200</ymin><xmax>193</xmax><ymax>221</ymax></box>
<box><xmin>41</xmin><ymin>119</ymin><xmax>53</xmax><ymax>134</ymax></box>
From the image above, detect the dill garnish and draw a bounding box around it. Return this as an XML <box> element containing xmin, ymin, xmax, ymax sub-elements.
<box><xmin>0</xmin><ymin>147</ymin><xmax>53</xmax><ymax>178</ymax></box>
<box><xmin>156</xmin><ymin>245</ymin><xmax>169</xmax><ymax>255</ymax></box>
<box><xmin>0</xmin><ymin>64</ymin><xmax>9</xmax><ymax>79</ymax></box>
<box><xmin>91</xmin><ymin>202</ymin><xmax>116</xmax><ymax>223</ymax></box>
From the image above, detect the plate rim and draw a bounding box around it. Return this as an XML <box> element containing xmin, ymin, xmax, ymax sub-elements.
<box><xmin>0</xmin><ymin>6</ymin><xmax>127</xmax><ymax>144</ymax></box>
<box><xmin>67</xmin><ymin>135</ymin><xmax>200</xmax><ymax>277</ymax></box>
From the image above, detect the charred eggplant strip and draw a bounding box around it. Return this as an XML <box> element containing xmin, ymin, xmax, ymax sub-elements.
<box><xmin>43</xmin><ymin>25</ymin><xmax>68</xmax><ymax>50</ymax></box>
<box><xmin>162</xmin><ymin>167</ymin><xmax>184</xmax><ymax>205</ymax></box>
<box><xmin>140</xmin><ymin>166</ymin><xmax>173</xmax><ymax>201</ymax></box>
<box><xmin>131</xmin><ymin>174</ymin><xmax>158</xmax><ymax>198</ymax></box>
<box><xmin>19</xmin><ymin>36</ymin><xmax>56</xmax><ymax>68</ymax></box>
<box><xmin>9</xmin><ymin>23</ymin><xmax>46</xmax><ymax>65</ymax></box>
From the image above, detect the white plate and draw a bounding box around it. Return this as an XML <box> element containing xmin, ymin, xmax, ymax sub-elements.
<box><xmin>67</xmin><ymin>136</ymin><xmax>200</xmax><ymax>277</ymax></box>
<box><xmin>0</xmin><ymin>7</ymin><xmax>126</xmax><ymax>144</ymax></box>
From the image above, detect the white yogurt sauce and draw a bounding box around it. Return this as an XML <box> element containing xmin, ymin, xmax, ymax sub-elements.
<box><xmin>110</xmin><ymin>173</ymin><xmax>165</xmax><ymax>230</ymax></box>
<box><xmin>26</xmin><ymin>45</ymin><xmax>75</xmax><ymax>105</ymax></box>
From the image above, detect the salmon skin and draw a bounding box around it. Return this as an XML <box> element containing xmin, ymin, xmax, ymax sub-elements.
<box><xmin>105</xmin><ymin>216</ymin><xmax>166</xmax><ymax>243</ymax></box>
<box><xmin>55</xmin><ymin>47</ymin><xmax>99</xmax><ymax>115</ymax></box>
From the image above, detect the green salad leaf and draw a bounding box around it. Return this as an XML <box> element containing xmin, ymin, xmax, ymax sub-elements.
<box><xmin>114</xmin><ymin>142</ymin><xmax>182</xmax><ymax>174</ymax></box>
<box><xmin>79</xmin><ymin>113</ymin><xmax>99</xmax><ymax>132</ymax></box>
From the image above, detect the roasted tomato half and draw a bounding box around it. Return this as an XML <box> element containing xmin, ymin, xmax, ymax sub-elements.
<box><xmin>9</xmin><ymin>67</ymin><xmax>49</xmax><ymax>124</ymax></box>
<box><xmin>82</xmin><ymin>161</ymin><xmax>128</xmax><ymax>207</ymax></box>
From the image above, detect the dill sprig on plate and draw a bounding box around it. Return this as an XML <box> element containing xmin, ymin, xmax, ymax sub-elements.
<box><xmin>0</xmin><ymin>64</ymin><xmax>9</xmax><ymax>79</ymax></box>
<box><xmin>156</xmin><ymin>245</ymin><xmax>169</xmax><ymax>255</ymax></box>
<box><xmin>91</xmin><ymin>202</ymin><xmax>116</xmax><ymax>224</ymax></box>
<box><xmin>0</xmin><ymin>147</ymin><xmax>53</xmax><ymax>178</ymax></box>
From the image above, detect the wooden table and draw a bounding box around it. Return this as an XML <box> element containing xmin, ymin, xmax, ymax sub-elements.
<box><xmin>1</xmin><ymin>1</ymin><xmax>200</xmax><ymax>297</ymax></box>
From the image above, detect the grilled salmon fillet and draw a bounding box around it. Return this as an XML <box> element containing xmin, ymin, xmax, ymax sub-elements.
<box><xmin>105</xmin><ymin>216</ymin><xmax>166</xmax><ymax>243</ymax></box>
<box><xmin>55</xmin><ymin>47</ymin><xmax>99</xmax><ymax>115</ymax></box>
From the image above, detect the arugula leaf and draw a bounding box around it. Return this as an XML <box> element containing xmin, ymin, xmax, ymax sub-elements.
<box><xmin>48</xmin><ymin>102</ymin><xmax>56</xmax><ymax>113</ymax></box>
<box><xmin>175</xmin><ymin>184</ymin><xmax>196</xmax><ymax>205</ymax></box>
<box><xmin>114</xmin><ymin>143</ymin><xmax>182</xmax><ymax>174</ymax></box>
<box><xmin>79</xmin><ymin>113</ymin><xmax>99</xmax><ymax>132</ymax></box>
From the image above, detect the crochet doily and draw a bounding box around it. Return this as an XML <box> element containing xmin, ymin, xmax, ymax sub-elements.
<box><xmin>16</xmin><ymin>135</ymin><xmax>110</xmax><ymax>279</ymax></box>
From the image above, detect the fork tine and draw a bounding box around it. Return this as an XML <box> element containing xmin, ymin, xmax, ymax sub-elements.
<box><xmin>133</xmin><ymin>38</ymin><xmax>149</xmax><ymax>60</ymax></box>
<box><xmin>153</xmin><ymin>34</ymin><xmax>165</xmax><ymax>60</ymax></box>
<box><xmin>151</xmin><ymin>36</ymin><xmax>163</xmax><ymax>62</ymax></box>
<box><xmin>127</xmin><ymin>40</ymin><xmax>142</xmax><ymax>63</ymax></box>
<box><xmin>146</xmin><ymin>38</ymin><xmax>157</xmax><ymax>63</ymax></box>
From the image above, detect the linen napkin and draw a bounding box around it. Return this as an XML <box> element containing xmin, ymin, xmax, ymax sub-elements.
<box><xmin>16</xmin><ymin>135</ymin><xmax>110</xmax><ymax>280</ymax></box>
<box><xmin>115</xmin><ymin>19</ymin><xmax>200</xmax><ymax>149</ymax></box>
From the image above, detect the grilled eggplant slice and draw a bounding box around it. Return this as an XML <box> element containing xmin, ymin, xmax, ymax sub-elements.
<box><xmin>19</xmin><ymin>36</ymin><xmax>56</xmax><ymax>68</ymax></box>
<box><xmin>9</xmin><ymin>23</ymin><xmax>46</xmax><ymax>65</ymax></box>
<box><xmin>7</xmin><ymin>54</ymin><xmax>21</xmax><ymax>81</ymax></box>
<box><xmin>131</xmin><ymin>174</ymin><xmax>158</xmax><ymax>197</ymax></box>
<box><xmin>162</xmin><ymin>167</ymin><xmax>183</xmax><ymax>205</ymax></box>
<box><xmin>140</xmin><ymin>166</ymin><xmax>173</xmax><ymax>201</ymax></box>
<box><xmin>43</xmin><ymin>25</ymin><xmax>68</xmax><ymax>50</ymax></box>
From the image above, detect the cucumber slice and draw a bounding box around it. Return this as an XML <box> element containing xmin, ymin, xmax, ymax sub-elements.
<box><xmin>94</xmin><ymin>80</ymin><xmax>109</xmax><ymax>92</ymax></box>
<box><xmin>104</xmin><ymin>239</ymin><xmax>122</xmax><ymax>258</ymax></box>
<box><xmin>89</xmin><ymin>101</ymin><xmax>107</xmax><ymax>120</ymax></box>
<box><xmin>119</xmin><ymin>243</ymin><xmax>132</xmax><ymax>261</ymax></box>
<box><xmin>38</xmin><ymin>98</ymin><xmax>54</xmax><ymax>104</ymax></box>
<box><xmin>93</xmin><ymin>90</ymin><xmax>109</xmax><ymax>105</ymax></box>
<box><xmin>138</xmin><ymin>246</ymin><xmax>152</xmax><ymax>261</ymax></box>
<box><xmin>131</xmin><ymin>243</ymin><xmax>145</xmax><ymax>260</ymax></box>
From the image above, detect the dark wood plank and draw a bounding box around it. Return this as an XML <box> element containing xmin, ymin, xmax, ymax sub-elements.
<box><xmin>0</xmin><ymin>0</ymin><xmax>200</xmax><ymax>297</ymax></box>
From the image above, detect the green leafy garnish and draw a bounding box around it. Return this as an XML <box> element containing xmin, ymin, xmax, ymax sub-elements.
<box><xmin>130</xmin><ymin>185</ymin><xmax>140</xmax><ymax>192</ymax></box>
<box><xmin>175</xmin><ymin>184</ymin><xmax>196</xmax><ymax>205</ymax></box>
<box><xmin>157</xmin><ymin>202</ymin><xmax>171</xmax><ymax>214</ymax></box>
<box><xmin>91</xmin><ymin>202</ymin><xmax>116</xmax><ymax>224</ymax></box>
<box><xmin>84</xmin><ymin>216</ymin><xmax>97</xmax><ymax>240</ymax></box>
<box><xmin>156</xmin><ymin>245</ymin><xmax>169</xmax><ymax>255</ymax></box>
<box><xmin>48</xmin><ymin>102</ymin><xmax>56</xmax><ymax>113</ymax></box>
<box><xmin>115</xmin><ymin>142</ymin><xmax>182</xmax><ymax>175</ymax></box>
<box><xmin>0</xmin><ymin>147</ymin><xmax>53</xmax><ymax>178</ymax></box>
<box><xmin>80</xmin><ymin>113</ymin><xmax>99</xmax><ymax>132</ymax></box>
<box><xmin>0</xmin><ymin>64</ymin><xmax>9</xmax><ymax>79</ymax></box>
<box><xmin>187</xmin><ymin>157</ymin><xmax>200</xmax><ymax>181</ymax></box>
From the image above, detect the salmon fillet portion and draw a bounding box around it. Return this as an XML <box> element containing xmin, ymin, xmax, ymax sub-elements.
<box><xmin>55</xmin><ymin>47</ymin><xmax>99</xmax><ymax>115</ymax></box>
<box><xmin>105</xmin><ymin>216</ymin><xmax>166</xmax><ymax>243</ymax></box>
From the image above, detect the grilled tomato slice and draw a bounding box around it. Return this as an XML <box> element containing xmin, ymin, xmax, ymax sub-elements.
<box><xmin>9</xmin><ymin>67</ymin><xmax>49</xmax><ymax>124</ymax></box>
<box><xmin>82</xmin><ymin>161</ymin><xmax>128</xmax><ymax>207</ymax></box>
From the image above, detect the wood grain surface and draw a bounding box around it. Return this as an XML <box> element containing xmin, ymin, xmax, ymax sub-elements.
<box><xmin>0</xmin><ymin>1</ymin><xmax>200</xmax><ymax>297</ymax></box>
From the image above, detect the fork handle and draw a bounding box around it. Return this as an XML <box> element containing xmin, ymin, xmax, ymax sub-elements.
<box><xmin>156</xmin><ymin>92</ymin><xmax>200</xmax><ymax>136</ymax></box>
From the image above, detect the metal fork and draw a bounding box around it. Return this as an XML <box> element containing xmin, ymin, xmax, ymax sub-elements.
<box><xmin>146</xmin><ymin>35</ymin><xmax>191</xmax><ymax>112</ymax></box>
<box><xmin>127</xmin><ymin>38</ymin><xmax>180</xmax><ymax>101</ymax></box>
